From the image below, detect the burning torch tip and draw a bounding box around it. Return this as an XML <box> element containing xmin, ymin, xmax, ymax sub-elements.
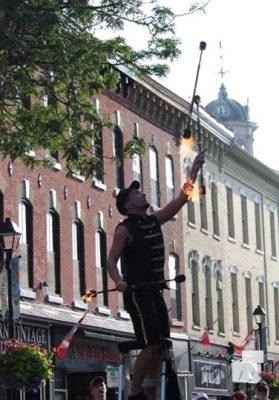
<box><xmin>183</xmin><ymin>128</ymin><xmax>192</xmax><ymax>139</ymax></box>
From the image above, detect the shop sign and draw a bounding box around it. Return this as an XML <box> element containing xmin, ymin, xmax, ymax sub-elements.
<box><xmin>0</xmin><ymin>322</ymin><xmax>49</xmax><ymax>349</ymax></box>
<box><xmin>55</xmin><ymin>337</ymin><xmax>121</xmax><ymax>370</ymax></box>
<box><xmin>106</xmin><ymin>366</ymin><xmax>119</xmax><ymax>388</ymax></box>
<box><xmin>73</xmin><ymin>342</ymin><xmax>120</xmax><ymax>364</ymax></box>
<box><xmin>193</xmin><ymin>359</ymin><xmax>229</xmax><ymax>394</ymax></box>
<box><xmin>232</xmin><ymin>360</ymin><xmax>260</xmax><ymax>383</ymax></box>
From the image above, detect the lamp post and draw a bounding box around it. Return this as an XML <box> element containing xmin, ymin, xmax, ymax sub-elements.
<box><xmin>0</xmin><ymin>217</ymin><xmax>21</xmax><ymax>339</ymax></box>
<box><xmin>253</xmin><ymin>305</ymin><xmax>267</xmax><ymax>371</ymax></box>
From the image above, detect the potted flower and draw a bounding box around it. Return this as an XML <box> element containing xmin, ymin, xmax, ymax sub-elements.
<box><xmin>0</xmin><ymin>339</ymin><xmax>54</xmax><ymax>392</ymax></box>
<box><xmin>258</xmin><ymin>371</ymin><xmax>279</xmax><ymax>399</ymax></box>
<box><xmin>232</xmin><ymin>390</ymin><xmax>247</xmax><ymax>400</ymax></box>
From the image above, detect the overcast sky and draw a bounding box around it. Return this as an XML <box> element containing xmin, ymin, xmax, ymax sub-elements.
<box><xmin>157</xmin><ymin>0</ymin><xmax>279</xmax><ymax>171</ymax></box>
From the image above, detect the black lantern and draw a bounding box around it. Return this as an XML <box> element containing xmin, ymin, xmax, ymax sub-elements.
<box><xmin>253</xmin><ymin>304</ymin><xmax>267</xmax><ymax>322</ymax></box>
<box><xmin>253</xmin><ymin>305</ymin><xmax>267</xmax><ymax>371</ymax></box>
<box><xmin>0</xmin><ymin>217</ymin><xmax>21</xmax><ymax>254</ymax></box>
<box><xmin>0</xmin><ymin>218</ymin><xmax>21</xmax><ymax>340</ymax></box>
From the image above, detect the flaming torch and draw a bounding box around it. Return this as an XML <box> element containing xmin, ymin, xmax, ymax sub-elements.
<box><xmin>183</xmin><ymin>41</ymin><xmax>206</xmax><ymax>140</ymax></box>
<box><xmin>194</xmin><ymin>94</ymin><xmax>206</xmax><ymax>195</ymax></box>
<box><xmin>180</xmin><ymin>41</ymin><xmax>207</xmax><ymax>198</ymax></box>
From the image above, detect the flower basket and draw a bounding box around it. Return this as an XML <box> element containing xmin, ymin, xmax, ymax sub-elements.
<box><xmin>258</xmin><ymin>372</ymin><xmax>279</xmax><ymax>399</ymax></box>
<box><xmin>232</xmin><ymin>390</ymin><xmax>247</xmax><ymax>400</ymax></box>
<box><xmin>0</xmin><ymin>339</ymin><xmax>54</xmax><ymax>392</ymax></box>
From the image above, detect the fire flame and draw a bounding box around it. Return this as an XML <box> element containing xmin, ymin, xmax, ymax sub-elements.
<box><xmin>182</xmin><ymin>178</ymin><xmax>203</xmax><ymax>202</ymax></box>
<box><xmin>179</xmin><ymin>136</ymin><xmax>193</xmax><ymax>156</ymax></box>
<box><xmin>81</xmin><ymin>289</ymin><xmax>97</xmax><ymax>301</ymax></box>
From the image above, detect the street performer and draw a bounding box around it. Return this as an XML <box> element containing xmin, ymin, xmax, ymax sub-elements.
<box><xmin>107</xmin><ymin>150</ymin><xmax>205</xmax><ymax>400</ymax></box>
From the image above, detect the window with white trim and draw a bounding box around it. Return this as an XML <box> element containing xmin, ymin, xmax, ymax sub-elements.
<box><xmin>191</xmin><ymin>261</ymin><xmax>200</xmax><ymax>326</ymax></box>
<box><xmin>95</xmin><ymin>228</ymin><xmax>108</xmax><ymax>306</ymax></box>
<box><xmin>226</xmin><ymin>186</ymin><xmax>235</xmax><ymax>239</ymax></box>
<box><xmin>241</xmin><ymin>194</ymin><xmax>249</xmax><ymax>245</ymax></box>
<box><xmin>168</xmin><ymin>254</ymin><xmax>181</xmax><ymax>320</ymax></box>
<box><xmin>149</xmin><ymin>147</ymin><xmax>159</xmax><ymax>206</ymax></box>
<box><xmin>165</xmin><ymin>156</ymin><xmax>175</xmax><ymax>202</ymax></box>
<box><xmin>231</xmin><ymin>267</ymin><xmax>239</xmax><ymax>333</ymax></box>
<box><xmin>211</xmin><ymin>181</ymin><xmax>220</xmax><ymax>236</ymax></box>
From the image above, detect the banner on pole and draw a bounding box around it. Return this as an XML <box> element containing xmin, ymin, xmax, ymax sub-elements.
<box><xmin>0</xmin><ymin>264</ymin><xmax>8</xmax><ymax>321</ymax></box>
<box><xmin>11</xmin><ymin>257</ymin><xmax>20</xmax><ymax>320</ymax></box>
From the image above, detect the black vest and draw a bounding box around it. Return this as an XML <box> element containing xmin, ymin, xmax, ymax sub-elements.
<box><xmin>118</xmin><ymin>214</ymin><xmax>165</xmax><ymax>285</ymax></box>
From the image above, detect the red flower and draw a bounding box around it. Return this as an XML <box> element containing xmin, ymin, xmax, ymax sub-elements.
<box><xmin>232</xmin><ymin>390</ymin><xmax>247</xmax><ymax>400</ymax></box>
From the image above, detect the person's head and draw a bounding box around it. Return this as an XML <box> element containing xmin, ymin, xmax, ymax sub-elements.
<box><xmin>255</xmin><ymin>380</ymin><xmax>269</xmax><ymax>400</ymax></box>
<box><xmin>196</xmin><ymin>393</ymin><xmax>208</xmax><ymax>400</ymax></box>
<box><xmin>116</xmin><ymin>181</ymin><xmax>149</xmax><ymax>216</ymax></box>
<box><xmin>90</xmin><ymin>376</ymin><xmax>107</xmax><ymax>399</ymax></box>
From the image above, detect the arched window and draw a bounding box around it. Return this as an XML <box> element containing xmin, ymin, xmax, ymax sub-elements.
<box><xmin>191</xmin><ymin>261</ymin><xmax>200</xmax><ymax>326</ymax></box>
<box><xmin>46</xmin><ymin>209</ymin><xmax>61</xmax><ymax>295</ymax></box>
<box><xmin>95</xmin><ymin>228</ymin><xmax>108</xmax><ymax>306</ymax></box>
<box><xmin>244</xmin><ymin>272</ymin><xmax>253</xmax><ymax>332</ymax></box>
<box><xmin>240</xmin><ymin>191</ymin><xmax>249</xmax><ymax>245</ymax></box>
<box><xmin>112</xmin><ymin>111</ymin><xmax>124</xmax><ymax>188</ymax></box>
<box><xmin>18</xmin><ymin>199</ymin><xmax>33</xmax><ymax>288</ymax></box>
<box><xmin>215</xmin><ymin>261</ymin><xmax>224</xmax><ymax>333</ymax></box>
<box><xmin>204</xmin><ymin>259</ymin><xmax>213</xmax><ymax>329</ymax></box>
<box><xmin>93</xmin><ymin>99</ymin><xmax>104</xmax><ymax>182</ymax></box>
<box><xmin>149</xmin><ymin>147</ymin><xmax>160</xmax><ymax>206</ymax></box>
<box><xmin>186</xmin><ymin>165</ymin><xmax>195</xmax><ymax>224</ymax></box>
<box><xmin>226</xmin><ymin>185</ymin><xmax>235</xmax><ymax>239</ymax></box>
<box><xmin>168</xmin><ymin>254</ymin><xmax>181</xmax><ymax>320</ymax></box>
<box><xmin>165</xmin><ymin>156</ymin><xmax>175</xmax><ymax>202</ymax></box>
<box><xmin>211</xmin><ymin>181</ymin><xmax>220</xmax><ymax>237</ymax></box>
<box><xmin>231</xmin><ymin>266</ymin><xmax>239</xmax><ymax>333</ymax></box>
<box><xmin>269</xmin><ymin>206</ymin><xmax>277</xmax><ymax>258</ymax></box>
<box><xmin>72</xmin><ymin>219</ymin><xmax>85</xmax><ymax>298</ymax></box>
<box><xmin>200</xmin><ymin>193</ymin><xmax>208</xmax><ymax>231</ymax></box>
<box><xmin>132</xmin><ymin>123</ymin><xmax>143</xmax><ymax>185</ymax></box>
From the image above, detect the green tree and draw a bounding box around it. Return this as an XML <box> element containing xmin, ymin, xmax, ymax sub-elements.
<box><xmin>0</xmin><ymin>0</ymin><xmax>208</xmax><ymax>179</ymax></box>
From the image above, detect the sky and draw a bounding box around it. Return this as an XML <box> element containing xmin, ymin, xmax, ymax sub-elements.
<box><xmin>97</xmin><ymin>0</ymin><xmax>278</xmax><ymax>170</ymax></box>
<box><xmin>156</xmin><ymin>0</ymin><xmax>279</xmax><ymax>170</ymax></box>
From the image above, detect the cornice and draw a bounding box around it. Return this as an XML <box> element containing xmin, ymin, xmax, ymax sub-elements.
<box><xmin>225</xmin><ymin>145</ymin><xmax>279</xmax><ymax>199</ymax></box>
<box><xmin>108</xmin><ymin>70</ymin><xmax>234</xmax><ymax>161</ymax></box>
<box><xmin>107</xmin><ymin>68</ymin><xmax>279</xmax><ymax>199</ymax></box>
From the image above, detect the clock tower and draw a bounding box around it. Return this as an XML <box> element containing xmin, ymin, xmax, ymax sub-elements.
<box><xmin>205</xmin><ymin>83</ymin><xmax>258</xmax><ymax>155</ymax></box>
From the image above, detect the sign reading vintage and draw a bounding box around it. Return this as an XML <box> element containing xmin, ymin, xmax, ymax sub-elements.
<box><xmin>193</xmin><ymin>359</ymin><xmax>229</xmax><ymax>394</ymax></box>
<box><xmin>0</xmin><ymin>322</ymin><xmax>49</xmax><ymax>350</ymax></box>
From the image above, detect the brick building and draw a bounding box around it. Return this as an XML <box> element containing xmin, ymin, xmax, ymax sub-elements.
<box><xmin>1</xmin><ymin>68</ymin><xmax>279</xmax><ymax>400</ymax></box>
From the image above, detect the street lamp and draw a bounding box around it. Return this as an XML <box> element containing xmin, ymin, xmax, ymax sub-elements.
<box><xmin>0</xmin><ymin>217</ymin><xmax>21</xmax><ymax>339</ymax></box>
<box><xmin>253</xmin><ymin>305</ymin><xmax>267</xmax><ymax>371</ymax></box>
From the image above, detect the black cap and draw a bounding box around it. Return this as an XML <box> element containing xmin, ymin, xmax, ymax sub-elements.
<box><xmin>116</xmin><ymin>181</ymin><xmax>140</xmax><ymax>215</ymax></box>
<box><xmin>256</xmin><ymin>380</ymin><xmax>269</xmax><ymax>390</ymax></box>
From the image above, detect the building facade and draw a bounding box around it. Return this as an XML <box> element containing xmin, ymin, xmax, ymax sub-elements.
<box><xmin>0</xmin><ymin>69</ymin><xmax>279</xmax><ymax>400</ymax></box>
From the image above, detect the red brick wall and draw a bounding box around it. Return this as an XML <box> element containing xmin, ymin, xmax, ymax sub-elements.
<box><xmin>0</xmin><ymin>87</ymin><xmax>187</xmax><ymax>332</ymax></box>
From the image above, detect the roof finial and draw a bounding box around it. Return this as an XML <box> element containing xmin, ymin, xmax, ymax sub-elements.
<box><xmin>217</xmin><ymin>41</ymin><xmax>229</xmax><ymax>81</ymax></box>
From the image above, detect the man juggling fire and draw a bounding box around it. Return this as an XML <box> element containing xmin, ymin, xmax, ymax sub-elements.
<box><xmin>107</xmin><ymin>149</ymin><xmax>205</xmax><ymax>400</ymax></box>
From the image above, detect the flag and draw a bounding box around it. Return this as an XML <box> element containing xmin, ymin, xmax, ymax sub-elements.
<box><xmin>231</xmin><ymin>342</ymin><xmax>245</xmax><ymax>355</ymax></box>
<box><xmin>56</xmin><ymin>310</ymin><xmax>88</xmax><ymax>360</ymax></box>
<box><xmin>230</xmin><ymin>329</ymin><xmax>254</xmax><ymax>355</ymax></box>
<box><xmin>200</xmin><ymin>329</ymin><xmax>210</xmax><ymax>347</ymax></box>
<box><xmin>242</xmin><ymin>329</ymin><xmax>254</xmax><ymax>345</ymax></box>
